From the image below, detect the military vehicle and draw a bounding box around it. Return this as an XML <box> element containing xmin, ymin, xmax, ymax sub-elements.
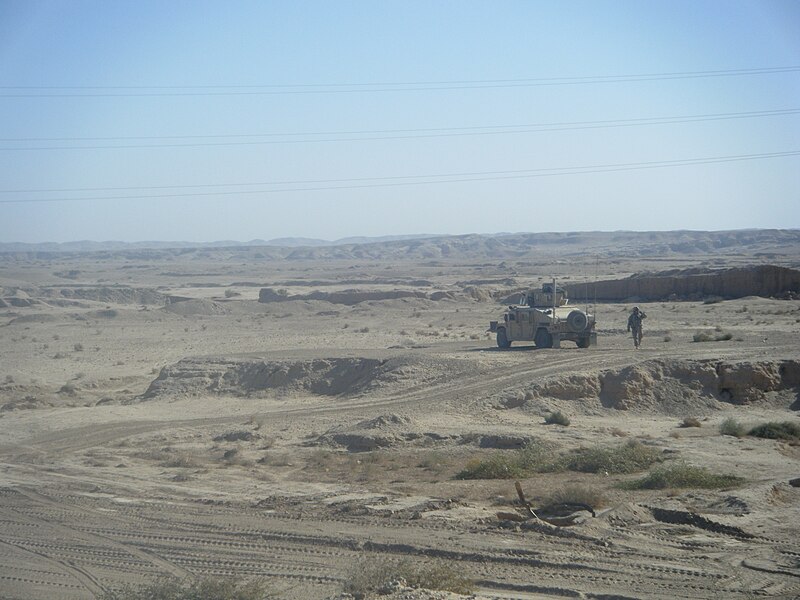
<box><xmin>489</xmin><ymin>283</ymin><xmax>596</xmax><ymax>349</ymax></box>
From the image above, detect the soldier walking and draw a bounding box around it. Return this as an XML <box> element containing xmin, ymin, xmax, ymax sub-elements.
<box><xmin>627</xmin><ymin>306</ymin><xmax>647</xmax><ymax>349</ymax></box>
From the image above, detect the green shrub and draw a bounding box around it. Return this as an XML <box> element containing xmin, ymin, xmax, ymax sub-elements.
<box><xmin>545</xmin><ymin>484</ymin><xmax>605</xmax><ymax>509</ymax></box>
<box><xmin>456</xmin><ymin>440</ymin><xmax>660</xmax><ymax>480</ymax></box>
<box><xmin>748</xmin><ymin>421</ymin><xmax>800</xmax><ymax>441</ymax></box>
<box><xmin>565</xmin><ymin>440</ymin><xmax>663</xmax><ymax>474</ymax></box>
<box><xmin>456</xmin><ymin>452</ymin><xmax>527</xmax><ymax>480</ymax></box>
<box><xmin>719</xmin><ymin>417</ymin><xmax>747</xmax><ymax>438</ymax></box>
<box><xmin>620</xmin><ymin>463</ymin><xmax>743</xmax><ymax>490</ymax></box>
<box><xmin>343</xmin><ymin>557</ymin><xmax>474</xmax><ymax>598</ymax></box>
<box><xmin>544</xmin><ymin>411</ymin><xmax>570</xmax><ymax>426</ymax></box>
<box><xmin>99</xmin><ymin>576</ymin><xmax>273</xmax><ymax>600</ymax></box>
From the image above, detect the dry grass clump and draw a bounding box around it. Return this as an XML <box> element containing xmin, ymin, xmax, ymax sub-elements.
<box><xmin>544</xmin><ymin>410</ymin><xmax>570</xmax><ymax>426</ymax></box>
<box><xmin>748</xmin><ymin>421</ymin><xmax>800</xmax><ymax>442</ymax></box>
<box><xmin>343</xmin><ymin>556</ymin><xmax>474</xmax><ymax>598</ymax></box>
<box><xmin>161</xmin><ymin>452</ymin><xmax>203</xmax><ymax>469</ymax></box>
<box><xmin>719</xmin><ymin>417</ymin><xmax>747</xmax><ymax>438</ymax></box>
<box><xmin>59</xmin><ymin>382</ymin><xmax>78</xmax><ymax>396</ymax></box>
<box><xmin>214</xmin><ymin>429</ymin><xmax>257</xmax><ymax>442</ymax></box>
<box><xmin>693</xmin><ymin>330</ymin><xmax>733</xmax><ymax>342</ymax></box>
<box><xmin>565</xmin><ymin>440</ymin><xmax>662</xmax><ymax>474</ymax></box>
<box><xmin>545</xmin><ymin>484</ymin><xmax>605</xmax><ymax>509</ymax></box>
<box><xmin>620</xmin><ymin>462</ymin><xmax>743</xmax><ymax>490</ymax></box>
<box><xmin>456</xmin><ymin>440</ymin><xmax>661</xmax><ymax>480</ymax></box>
<box><xmin>679</xmin><ymin>417</ymin><xmax>702</xmax><ymax>428</ymax></box>
<box><xmin>99</xmin><ymin>576</ymin><xmax>274</xmax><ymax>600</ymax></box>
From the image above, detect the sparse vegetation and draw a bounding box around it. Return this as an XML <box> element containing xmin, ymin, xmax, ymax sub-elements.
<box><xmin>545</xmin><ymin>484</ymin><xmax>605</xmax><ymax>509</ymax></box>
<box><xmin>99</xmin><ymin>576</ymin><xmax>274</xmax><ymax>600</ymax></box>
<box><xmin>59</xmin><ymin>382</ymin><xmax>77</xmax><ymax>395</ymax></box>
<box><xmin>342</xmin><ymin>556</ymin><xmax>474</xmax><ymax>598</ymax></box>
<box><xmin>748</xmin><ymin>421</ymin><xmax>800</xmax><ymax>442</ymax></box>
<box><xmin>214</xmin><ymin>429</ymin><xmax>256</xmax><ymax>442</ymax></box>
<box><xmin>693</xmin><ymin>330</ymin><xmax>733</xmax><ymax>342</ymax></box>
<box><xmin>544</xmin><ymin>410</ymin><xmax>570</xmax><ymax>426</ymax></box>
<box><xmin>565</xmin><ymin>440</ymin><xmax>663</xmax><ymax>475</ymax></box>
<box><xmin>719</xmin><ymin>417</ymin><xmax>747</xmax><ymax>438</ymax></box>
<box><xmin>73</xmin><ymin>342</ymin><xmax>84</xmax><ymax>351</ymax></box>
<box><xmin>456</xmin><ymin>440</ymin><xmax>661</xmax><ymax>480</ymax></box>
<box><xmin>161</xmin><ymin>452</ymin><xmax>203</xmax><ymax>469</ymax></box>
<box><xmin>620</xmin><ymin>463</ymin><xmax>743</xmax><ymax>490</ymax></box>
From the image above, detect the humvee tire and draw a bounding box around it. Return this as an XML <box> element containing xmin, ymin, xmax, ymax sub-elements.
<box><xmin>567</xmin><ymin>310</ymin><xmax>589</xmax><ymax>332</ymax></box>
<box><xmin>577</xmin><ymin>337</ymin><xmax>591</xmax><ymax>348</ymax></box>
<box><xmin>497</xmin><ymin>328</ymin><xmax>511</xmax><ymax>349</ymax></box>
<box><xmin>534</xmin><ymin>328</ymin><xmax>553</xmax><ymax>348</ymax></box>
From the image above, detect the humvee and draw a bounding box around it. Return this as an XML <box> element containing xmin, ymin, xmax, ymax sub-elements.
<box><xmin>489</xmin><ymin>283</ymin><xmax>596</xmax><ymax>349</ymax></box>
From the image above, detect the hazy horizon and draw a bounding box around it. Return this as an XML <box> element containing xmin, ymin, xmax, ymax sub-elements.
<box><xmin>2</xmin><ymin>227</ymin><xmax>799</xmax><ymax>250</ymax></box>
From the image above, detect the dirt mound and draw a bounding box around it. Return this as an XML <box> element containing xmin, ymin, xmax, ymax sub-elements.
<box><xmin>315</xmin><ymin>414</ymin><xmax>447</xmax><ymax>451</ymax></box>
<box><xmin>566</xmin><ymin>265</ymin><xmax>800</xmax><ymax>301</ymax></box>
<box><xmin>315</xmin><ymin>415</ymin><xmax>534</xmax><ymax>451</ymax></box>
<box><xmin>42</xmin><ymin>286</ymin><xmax>167</xmax><ymax>305</ymax></box>
<box><xmin>141</xmin><ymin>354</ymin><xmax>482</xmax><ymax>402</ymax></box>
<box><xmin>141</xmin><ymin>356</ymin><xmax>392</xmax><ymax>399</ymax></box>
<box><xmin>510</xmin><ymin>359</ymin><xmax>800</xmax><ymax>414</ymax></box>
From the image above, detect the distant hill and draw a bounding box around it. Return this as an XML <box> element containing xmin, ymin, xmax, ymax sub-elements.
<box><xmin>1</xmin><ymin>230</ymin><xmax>799</xmax><ymax>262</ymax></box>
<box><xmin>0</xmin><ymin>233</ymin><xmax>441</xmax><ymax>253</ymax></box>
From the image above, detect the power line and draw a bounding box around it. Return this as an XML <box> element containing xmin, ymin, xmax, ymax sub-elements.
<box><xmin>2</xmin><ymin>66</ymin><xmax>799</xmax><ymax>97</ymax></box>
<box><xmin>2</xmin><ymin>108</ymin><xmax>798</xmax><ymax>151</ymax></box>
<box><xmin>1</xmin><ymin>150</ymin><xmax>797</xmax><ymax>204</ymax></box>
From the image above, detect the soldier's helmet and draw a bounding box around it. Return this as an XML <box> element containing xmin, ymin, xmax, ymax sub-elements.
<box><xmin>632</xmin><ymin>306</ymin><xmax>640</xmax><ymax>313</ymax></box>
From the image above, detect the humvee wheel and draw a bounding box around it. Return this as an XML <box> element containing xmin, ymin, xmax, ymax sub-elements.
<box><xmin>577</xmin><ymin>337</ymin><xmax>591</xmax><ymax>349</ymax></box>
<box><xmin>496</xmin><ymin>328</ymin><xmax>511</xmax><ymax>349</ymax></box>
<box><xmin>534</xmin><ymin>329</ymin><xmax>553</xmax><ymax>348</ymax></box>
<box><xmin>567</xmin><ymin>310</ymin><xmax>589</xmax><ymax>332</ymax></box>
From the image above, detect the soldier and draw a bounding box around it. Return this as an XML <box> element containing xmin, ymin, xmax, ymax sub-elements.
<box><xmin>627</xmin><ymin>306</ymin><xmax>647</xmax><ymax>349</ymax></box>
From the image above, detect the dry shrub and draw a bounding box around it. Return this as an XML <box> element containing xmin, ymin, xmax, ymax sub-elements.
<box><xmin>457</xmin><ymin>440</ymin><xmax>661</xmax><ymax>480</ymax></box>
<box><xmin>719</xmin><ymin>417</ymin><xmax>747</xmax><ymax>438</ymax></box>
<box><xmin>99</xmin><ymin>576</ymin><xmax>273</xmax><ymax>600</ymax></box>
<box><xmin>343</xmin><ymin>556</ymin><xmax>474</xmax><ymax>598</ymax></box>
<box><xmin>162</xmin><ymin>452</ymin><xmax>203</xmax><ymax>469</ymax></box>
<box><xmin>565</xmin><ymin>440</ymin><xmax>662</xmax><ymax>474</ymax></box>
<box><xmin>620</xmin><ymin>462</ymin><xmax>743</xmax><ymax>490</ymax></box>
<box><xmin>545</xmin><ymin>484</ymin><xmax>605</xmax><ymax>509</ymax></box>
<box><xmin>679</xmin><ymin>417</ymin><xmax>702</xmax><ymax>428</ymax></box>
<box><xmin>693</xmin><ymin>330</ymin><xmax>733</xmax><ymax>342</ymax></box>
<box><xmin>748</xmin><ymin>421</ymin><xmax>800</xmax><ymax>442</ymax></box>
<box><xmin>544</xmin><ymin>411</ymin><xmax>570</xmax><ymax>426</ymax></box>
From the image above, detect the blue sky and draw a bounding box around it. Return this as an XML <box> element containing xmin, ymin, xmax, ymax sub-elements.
<box><xmin>1</xmin><ymin>1</ymin><xmax>799</xmax><ymax>243</ymax></box>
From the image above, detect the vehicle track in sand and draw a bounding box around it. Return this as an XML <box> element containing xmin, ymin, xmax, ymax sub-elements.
<box><xmin>1</xmin><ymin>485</ymin><xmax>797</xmax><ymax>600</ymax></box>
<box><xmin>2</xmin><ymin>341</ymin><xmax>799</xmax><ymax>599</ymax></box>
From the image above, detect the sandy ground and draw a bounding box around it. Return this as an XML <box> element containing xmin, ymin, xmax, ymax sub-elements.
<box><xmin>0</xmin><ymin>242</ymin><xmax>799</xmax><ymax>599</ymax></box>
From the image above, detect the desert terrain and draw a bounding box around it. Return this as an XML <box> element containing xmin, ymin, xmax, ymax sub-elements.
<box><xmin>1</xmin><ymin>230</ymin><xmax>799</xmax><ymax>599</ymax></box>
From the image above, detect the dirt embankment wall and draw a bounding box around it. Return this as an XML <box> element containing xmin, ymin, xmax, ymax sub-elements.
<box><xmin>565</xmin><ymin>265</ymin><xmax>800</xmax><ymax>302</ymax></box>
<box><xmin>259</xmin><ymin>288</ymin><xmax>428</xmax><ymax>305</ymax></box>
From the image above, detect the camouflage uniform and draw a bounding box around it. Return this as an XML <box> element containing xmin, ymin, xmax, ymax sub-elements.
<box><xmin>627</xmin><ymin>307</ymin><xmax>646</xmax><ymax>349</ymax></box>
